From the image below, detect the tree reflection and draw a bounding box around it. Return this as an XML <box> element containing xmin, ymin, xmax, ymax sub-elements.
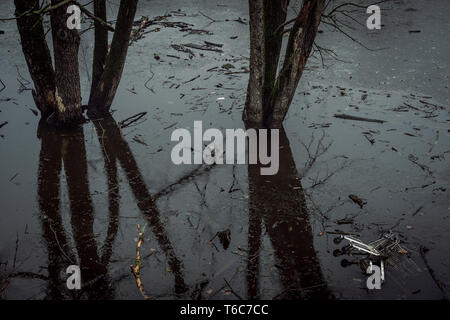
<box><xmin>36</xmin><ymin>114</ymin><xmax>187</xmax><ymax>299</ymax></box>
<box><xmin>37</xmin><ymin>122</ymin><xmax>115</xmax><ymax>299</ymax></box>
<box><xmin>246</xmin><ymin>127</ymin><xmax>331</xmax><ymax>299</ymax></box>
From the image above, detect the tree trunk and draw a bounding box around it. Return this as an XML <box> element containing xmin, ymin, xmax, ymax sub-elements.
<box><xmin>14</xmin><ymin>0</ymin><xmax>57</xmax><ymax>118</ymax></box>
<box><xmin>49</xmin><ymin>0</ymin><xmax>84</xmax><ymax>126</ymax></box>
<box><xmin>243</xmin><ymin>0</ymin><xmax>265</xmax><ymax>127</ymax></box>
<box><xmin>244</xmin><ymin>0</ymin><xmax>324</xmax><ymax>129</ymax></box>
<box><xmin>262</xmin><ymin>0</ymin><xmax>289</xmax><ymax>124</ymax></box>
<box><xmin>268</xmin><ymin>0</ymin><xmax>324</xmax><ymax>128</ymax></box>
<box><xmin>88</xmin><ymin>0</ymin><xmax>138</xmax><ymax>118</ymax></box>
<box><xmin>89</xmin><ymin>0</ymin><xmax>108</xmax><ymax>103</ymax></box>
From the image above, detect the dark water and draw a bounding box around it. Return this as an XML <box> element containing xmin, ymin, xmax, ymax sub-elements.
<box><xmin>0</xmin><ymin>0</ymin><xmax>449</xmax><ymax>299</ymax></box>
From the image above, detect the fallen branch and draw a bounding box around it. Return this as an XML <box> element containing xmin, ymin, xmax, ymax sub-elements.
<box><xmin>130</xmin><ymin>224</ymin><xmax>151</xmax><ymax>300</ymax></box>
<box><xmin>183</xmin><ymin>43</ymin><xmax>224</xmax><ymax>53</ymax></box>
<box><xmin>333</xmin><ymin>114</ymin><xmax>386</xmax><ymax>123</ymax></box>
<box><xmin>119</xmin><ymin>112</ymin><xmax>147</xmax><ymax>128</ymax></box>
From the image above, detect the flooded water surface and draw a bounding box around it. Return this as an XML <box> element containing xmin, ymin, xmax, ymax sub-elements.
<box><xmin>0</xmin><ymin>0</ymin><xmax>449</xmax><ymax>299</ymax></box>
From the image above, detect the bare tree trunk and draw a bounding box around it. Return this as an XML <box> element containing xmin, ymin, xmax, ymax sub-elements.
<box><xmin>268</xmin><ymin>0</ymin><xmax>324</xmax><ymax>128</ymax></box>
<box><xmin>88</xmin><ymin>0</ymin><xmax>138</xmax><ymax>118</ymax></box>
<box><xmin>244</xmin><ymin>0</ymin><xmax>324</xmax><ymax>129</ymax></box>
<box><xmin>247</xmin><ymin>127</ymin><xmax>331</xmax><ymax>299</ymax></box>
<box><xmin>243</xmin><ymin>0</ymin><xmax>265</xmax><ymax>127</ymax></box>
<box><xmin>89</xmin><ymin>0</ymin><xmax>108</xmax><ymax>103</ymax></box>
<box><xmin>262</xmin><ymin>0</ymin><xmax>289</xmax><ymax>124</ymax></box>
<box><xmin>14</xmin><ymin>0</ymin><xmax>57</xmax><ymax>118</ymax></box>
<box><xmin>49</xmin><ymin>0</ymin><xmax>84</xmax><ymax>126</ymax></box>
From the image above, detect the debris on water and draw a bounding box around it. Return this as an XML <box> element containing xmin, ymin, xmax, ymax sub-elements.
<box><xmin>119</xmin><ymin>112</ymin><xmax>147</xmax><ymax>128</ymax></box>
<box><xmin>334</xmin><ymin>114</ymin><xmax>386</xmax><ymax>124</ymax></box>
<box><xmin>336</xmin><ymin>218</ymin><xmax>355</xmax><ymax>225</ymax></box>
<box><xmin>0</xmin><ymin>121</ymin><xmax>8</xmax><ymax>129</ymax></box>
<box><xmin>171</xmin><ymin>44</ymin><xmax>195</xmax><ymax>58</ymax></box>
<box><xmin>337</xmin><ymin>232</ymin><xmax>415</xmax><ymax>288</ymax></box>
<box><xmin>233</xmin><ymin>17</ymin><xmax>247</xmax><ymax>25</ymax></box>
<box><xmin>204</xmin><ymin>41</ymin><xmax>223</xmax><ymax>48</ymax></box>
<box><xmin>210</xmin><ymin>229</ymin><xmax>231</xmax><ymax>250</ymax></box>
<box><xmin>348</xmin><ymin>194</ymin><xmax>366</xmax><ymax>208</ymax></box>
<box><xmin>183</xmin><ymin>42</ymin><xmax>224</xmax><ymax>53</ymax></box>
<box><xmin>221</xmin><ymin>63</ymin><xmax>235</xmax><ymax>70</ymax></box>
<box><xmin>407</xmin><ymin>154</ymin><xmax>433</xmax><ymax>176</ymax></box>
<box><xmin>363</xmin><ymin>133</ymin><xmax>375</xmax><ymax>145</ymax></box>
<box><xmin>132</xmin><ymin>135</ymin><xmax>148</xmax><ymax>146</ymax></box>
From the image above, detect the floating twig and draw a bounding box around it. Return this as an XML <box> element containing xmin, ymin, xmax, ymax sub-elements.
<box><xmin>130</xmin><ymin>224</ymin><xmax>151</xmax><ymax>300</ymax></box>
<box><xmin>334</xmin><ymin>113</ymin><xmax>386</xmax><ymax>123</ymax></box>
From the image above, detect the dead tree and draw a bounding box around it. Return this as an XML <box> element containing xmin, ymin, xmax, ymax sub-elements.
<box><xmin>14</xmin><ymin>0</ymin><xmax>138</xmax><ymax>126</ymax></box>
<box><xmin>244</xmin><ymin>0</ymin><xmax>325</xmax><ymax>128</ymax></box>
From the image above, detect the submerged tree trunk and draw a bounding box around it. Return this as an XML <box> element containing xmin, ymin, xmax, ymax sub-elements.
<box><xmin>89</xmin><ymin>0</ymin><xmax>108</xmax><ymax>103</ymax></box>
<box><xmin>244</xmin><ymin>0</ymin><xmax>324</xmax><ymax>129</ymax></box>
<box><xmin>14</xmin><ymin>0</ymin><xmax>57</xmax><ymax>118</ymax></box>
<box><xmin>268</xmin><ymin>0</ymin><xmax>324</xmax><ymax>127</ymax></box>
<box><xmin>49</xmin><ymin>0</ymin><xmax>84</xmax><ymax>126</ymax></box>
<box><xmin>244</xmin><ymin>0</ymin><xmax>265</xmax><ymax>127</ymax></box>
<box><xmin>88</xmin><ymin>0</ymin><xmax>138</xmax><ymax>118</ymax></box>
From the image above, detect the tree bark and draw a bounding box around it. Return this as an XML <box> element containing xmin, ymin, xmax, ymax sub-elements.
<box><xmin>244</xmin><ymin>0</ymin><xmax>324</xmax><ymax>129</ymax></box>
<box><xmin>89</xmin><ymin>0</ymin><xmax>108</xmax><ymax>103</ymax></box>
<box><xmin>49</xmin><ymin>0</ymin><xmax>84</xmax><ymax>126</ymax></box>
<box><xmin>243</xmin><ymin>0</ymin><xmax>265</xmax><ymax>127</ymax></box>
<box><xmin>88</xmin><ymin>0</ymin><xmax>138</xmax><ymax>118</ymax></box>
<box><xmin>14</xmin><ymin>0</ymin><xmax>57</xmax><ymax>118</ymax></box>
<box><xmin>268</xmin><ymin>0</ymin><xmax>324</xmax><ymax>128</ymax></box>
<box><xmin>262</xmin><ymin>0</ymin><xmax>289</xmax><ymax>124</ymax></box>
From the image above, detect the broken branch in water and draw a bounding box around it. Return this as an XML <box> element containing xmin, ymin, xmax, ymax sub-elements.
<box><xmin>130</xmin><ymin>224</ymin><xmax>151</xmax><ymax>300</ymax></box>
<box><xmin>333</xmin><ymin>114</ymin><xmax>386</xmax><ymax>123</ymax></box>
<box><xmin>183</xmin><ymin>43</ymin><xmax>224</xmax><ymax>53</ymax></box>
<box><xmin>119</xmin><ymin>112</ymin><xmax>147</xmax><ymax>128</ymax></box>
<box><xmin>224</xmin><ymin>278</ymin><xmax>242</xmax><ymax>300</ymax></box>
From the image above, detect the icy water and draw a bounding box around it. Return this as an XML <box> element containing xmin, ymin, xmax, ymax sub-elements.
<box><xmin>0</xmin><ymin>0</ymin><xmax>449</xmax><ymax>299</ymax></box>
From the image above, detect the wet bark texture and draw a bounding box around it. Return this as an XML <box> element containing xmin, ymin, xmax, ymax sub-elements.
<box><xmin>14</xmin><ymin>0</ymin><xmax>57</xmax><ymax>118</ymax></box>
<box><xmin>88</xmin><ymin>0</ymin><xmax>138</xmax><ymax>117</ymax></box>
<box><xmin>49</xmin><ymin>0</ymin><xmax>83</xmax><ymax>125</ymax></box>
<box><xmin>244</xmin><ymin>0</ymin><xmax>324</xmax><ymax>128</ymax></box>
<box><xmin>89</xmin><ymin>0</ymin><xmax>108</xmax><ymax>103</ymax></box>
<box><xmin>15</xmin><ymin>0</ymin><xmax>138</xmax><ymax>127</ymax></box>
<box><xmin>244</xmin><ymin>0</ymin><xmax>265</xmax><ymax>127</ymax></box>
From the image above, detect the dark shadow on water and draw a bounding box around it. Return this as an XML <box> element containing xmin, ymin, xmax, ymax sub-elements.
<box><xmin>35</xmin><ymin>116</ymin><xmax>329</xmax><ymax>299</ymax></box>
<box><xmin>37</xmin><ymin>122</ymin><xmax>114</xmax><ymax>299</ymax></box>
<box><xmin>36</xmin><ymin>114</ymin><xmax>187</xmax><ymax>299</ymax></box>
<box><xmin>246</xmin><ymin>127</ymin><xmax>332</xmax><ymax>299</ymax></box>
